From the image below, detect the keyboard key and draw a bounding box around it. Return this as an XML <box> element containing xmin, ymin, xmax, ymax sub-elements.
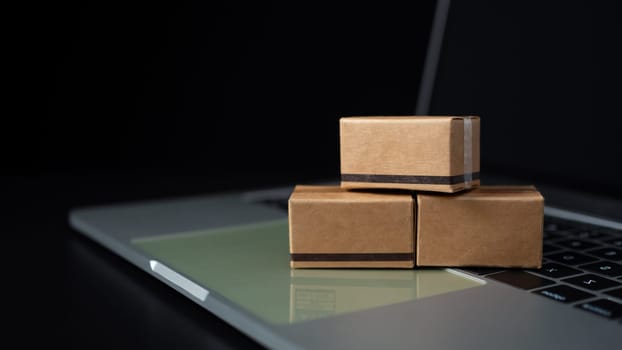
<box><xmin>571</xmin><ymin>229</ymin><xmax>611</xmax><ymax>240</ymax></box>
<box><xmin>459</xmin><ymin>267</ymin><xmax>506</xmax><ymax>275</ymax></box>
<box><xmin>603</xmin><ymin>238</ymin><xmax>622</xmax><ymax>248</ymax></box>
<box><xmin>585</xmin><ymin>248</ymin><xmax>622</xmax><ymax>261</ymax></box>
<box><xmin>544</xmin><ymin>229</ymin><xmax>571</xmax><ymax>239</ymax></box>
<box><xmin>533</xmin><ymin>285</ymin><xmax>594</xmax><ymax>303</ymax></box>
<box><xmin>543</xmin><ymin>244</ymin><xmax>562</xmax><ymax>254</ymax></box>
<box><xmin>488</xmin><ymin>271</ymin><xmax>555</xmax><ymax>290</ymax></box>
<box><xmin>543</xmin><ymin>231</ymin><xmax>564</xmax><ymax>240</ymax></box>
<box><xmin>543</xmin><ymin>221</ymin><xmax>560</xmax><ymax>231</ymax></box>
<box><xmin>543</xmin><ymin>218</ymin><xmax>578</xmax><ymax>232</ymax></box>
<box><xmin>546</xmin><ymin>251</ymin><xmax>598</xmax><ymax>265</ymax></box>
<box><xmin>597</xmin><ymin>228</ymin><xmax>622</xmax><ymax>236</ymax></box>
<box><xmin>604</xmin><ymin>287</ymin><xmax>622</xmax><ymax>300</ymax></box>
<box><xmin>555</xmin><ymin>239</ymin><xmax>598</xmax><ymax>250</ymax></box>
<box><xmin>562</xmin><ymin>274</ymin><xmax>621</xmax><ymax>291</ymax></box>
<box><xmin>575</xmin><ymin>299</ymin><xmax>622</xmax><ymax>319</ymax></box>
<box><xmin>532</xmin><ymin>263</ymin><xmax>582</xmax><ymax>278</ymax></box>
<box><xmin>543</xmin><ymin>219</ymin><xmax>565</xmax><ymax>231</ymax></box>
<box><xmin>579</xmin><ymin>262</ymin><xmax>622</xmax><ymax>277</ymax></box>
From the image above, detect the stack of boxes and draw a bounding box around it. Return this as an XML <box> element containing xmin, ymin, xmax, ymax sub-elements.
<box><xmin>288</xmin><ymin>116</ymin><xmax>544</xmax><ymax>269</ymax></box>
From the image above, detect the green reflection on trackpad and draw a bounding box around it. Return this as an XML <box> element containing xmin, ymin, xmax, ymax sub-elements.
<box><xmin>133</xmin><ymin>219</ymin><xmax>484</xmax><ymax>324</ymax></box>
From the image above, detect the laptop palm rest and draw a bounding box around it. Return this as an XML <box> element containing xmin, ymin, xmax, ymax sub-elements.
<box><xmin>132</xmin><ymin>219</ymin><xmax>485</xmax><ymax>324</ymax></box>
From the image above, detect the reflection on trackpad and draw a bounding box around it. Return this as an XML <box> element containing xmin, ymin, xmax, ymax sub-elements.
<box><xmin>289</xmin><ymin>268</ymin><xmax>484</xmax><ymax>323</ymax></box>
<box><xmin>133</xmin><ymin>220</ymin><xmax>484</xmax><ymax>324</ymax></box>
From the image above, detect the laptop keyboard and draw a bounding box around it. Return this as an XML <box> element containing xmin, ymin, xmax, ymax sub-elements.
<box><xmin>459</xmin><ymin>216</ymin><xmax>622</xmax><ymax>322</ymax></box>
<box><xmin>257</xmin><ymin>197</ymin><xmax>622</xmax><ymax>322</ymax></box>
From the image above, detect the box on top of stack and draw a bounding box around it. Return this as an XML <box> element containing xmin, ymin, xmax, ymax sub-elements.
<box><xmin>340</xmin><ymin>116</ymin><xmax>480</xmax><ymax>193</ymax></box>
<box><xmin>288</xmin><ymin>115</ymin><xmax>545</xmax><ymax>269</ymax></box>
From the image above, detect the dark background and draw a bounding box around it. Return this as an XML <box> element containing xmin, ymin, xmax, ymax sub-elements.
<box><xmin>5</xmin><ymin>0</ymin><xmax>621</xmax><ymax>348</ymax></box>
<box><xmin>429</xmin><ymin>0</ymin><xmax>622</xmax><ymax>198</ymax></box>
<box><xmin>7</xmin><ymin>1</ymin><xmax>435</xmax><ymax>348</ymax></box>
<box><xmin>21</xmin><ymin>1</ymin><xmax>434</xmax><ymax>183</ymax></box>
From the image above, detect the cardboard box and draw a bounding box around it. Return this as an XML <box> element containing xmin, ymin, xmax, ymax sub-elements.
<box><xmin>340</xmin><ymin>116</ymin><xmax>480</xmax><ymax>193</ymax></box>
<box><xmin>288</xmin><ymin>185</ymin><xmax>414</xmax><ymax>268</ymax></box>
<box><xmin>416</xmin><ymin>186</ymin><xmax>544</xmax><ymax>268</ymax></box>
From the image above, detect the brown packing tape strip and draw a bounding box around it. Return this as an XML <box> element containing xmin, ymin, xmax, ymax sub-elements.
<box><xmin>341</xmin><ymin>172</ymin><xmax>480</xmax><ymax>185</ymax></box>
<box><xmin>291</xmin><ymin>253</ymin><xmax>414</xmax><ymax>262</ymax></box>
<box><xmin>465</xmin><ymin>189</ymin><xmax>538</xmax><ymax>195</ymax></box>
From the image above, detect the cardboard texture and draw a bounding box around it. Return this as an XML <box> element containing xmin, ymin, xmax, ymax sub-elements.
<box><xmin>288</xmin><ymin>185</ymin><xmax>414</xmax><ymax>268</ymax></box>
<box><xmin>416</xmin><ymin>186</ymin><xmax>544</xmax><ymax>268</ymax></box>
<box><xmin>340</xmin><ymin>116</ymin><xmax>480</xmax><ymax>193</ymax></box>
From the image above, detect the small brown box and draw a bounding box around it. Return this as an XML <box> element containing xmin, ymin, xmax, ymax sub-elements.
<box><xmin>288</xmin><ymin>185</ymin><xmax>414</xmax><ymax>268</ymax></box>
<box><xmin>416</xmin><ymin>186</ymin><xmax>544</xmax><ymax>268</ymax></box>
<box><xmin>340</xmin><ymin>116</ymin><xmax>480</xmax><ymax>193</ymax></box>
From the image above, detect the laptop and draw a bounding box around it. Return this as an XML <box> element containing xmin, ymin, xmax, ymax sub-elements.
<box><xmin>69</xmin><ymin>1</ymin><xmax>622</xmax><ymax>349</ymax></box>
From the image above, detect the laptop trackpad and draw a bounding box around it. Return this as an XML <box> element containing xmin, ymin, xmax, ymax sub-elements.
<box><xmin>133</xmin><ymin>219</ymin><xmax>484</xmax><ymax>324</ymax></box>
